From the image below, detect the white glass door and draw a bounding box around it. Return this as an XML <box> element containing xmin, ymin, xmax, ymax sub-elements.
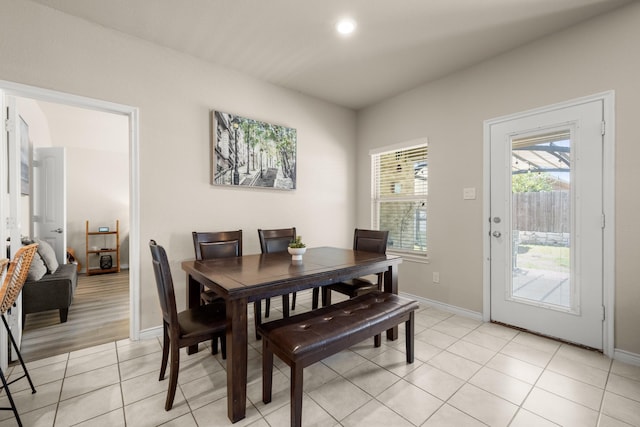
<box><xmin>489</xmin><ymin>99</ymin><xmax>604</xmax><ymax>349</ymax></box>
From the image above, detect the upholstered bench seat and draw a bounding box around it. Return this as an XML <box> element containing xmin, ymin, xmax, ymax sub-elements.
<box><xmin>258</xmin><ymin>290</ymin><xmax>418</xmax><ymax>427</ymax></box>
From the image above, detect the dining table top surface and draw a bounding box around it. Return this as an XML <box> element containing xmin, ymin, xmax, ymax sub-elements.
<box><xmin>181</xmin><ymin>246</ymin><xmax>402</xmax><ymax>300</ymax></box>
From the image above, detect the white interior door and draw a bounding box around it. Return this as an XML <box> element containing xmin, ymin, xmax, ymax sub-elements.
<box><xmin>489</xmin><ymin>99</ymin><xmax>604</xmax><ymax>349</ymax></box>
<box><xmin>33</xmin><ymin>147</ymin><xmax>67</xmax><ymax>264</ymax></box>
<box><xmin>2</xmin><ymin>95</ymin><xmax>26</xmax><ymax>364</ymax></box>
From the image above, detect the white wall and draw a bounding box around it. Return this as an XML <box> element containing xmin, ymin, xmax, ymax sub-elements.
<box><xmin>357</xmin><ymin>2</ymin><xmax>640</xmax><ymax>355</ymax></box>
<box><xmin>0</xmin><ymin>0</ymin><xmax>357</xmax><ymax>330</ymax></box>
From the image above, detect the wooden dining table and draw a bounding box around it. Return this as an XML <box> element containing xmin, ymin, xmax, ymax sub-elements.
<box><xmin>182</xmin><ymin>246</ymin><xmax>402</xmax><ymax>423</ymax></box>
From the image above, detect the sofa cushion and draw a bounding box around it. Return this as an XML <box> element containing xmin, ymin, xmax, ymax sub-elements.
<box><xmin>34</xmin><ymin>238</ymin><xmax>59</xmax><ymax>273</ymax></box>
<box><xmin>26</xmin><ymin>252</ymin><xmax>47</xmax><ymax>282</ymax></box>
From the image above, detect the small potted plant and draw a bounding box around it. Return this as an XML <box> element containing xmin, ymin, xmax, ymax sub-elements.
<box><xmin>287</xmin><ymin>236</ymin><xmax>306</xmax><ymax>261</ymax></box>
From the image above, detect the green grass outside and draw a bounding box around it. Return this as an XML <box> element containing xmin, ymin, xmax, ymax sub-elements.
<box><xmin>516</xmin><ymin>244</ymin><xmax>570</xmax><ymax>272</ymax></box>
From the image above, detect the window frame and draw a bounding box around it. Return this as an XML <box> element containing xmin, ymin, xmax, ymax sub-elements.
<box><xmin>370</xmin><ymin>139</ymin><xmax>429</xmax><ymax>262</ymax></box>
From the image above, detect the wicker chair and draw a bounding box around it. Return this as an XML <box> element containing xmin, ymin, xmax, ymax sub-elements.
<box><xmin>0</xmin><ymin>244</ymin><xmax>39</xmax><ymax>426</ymax></box>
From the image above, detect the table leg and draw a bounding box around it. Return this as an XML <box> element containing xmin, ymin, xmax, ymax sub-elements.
<box><xmin>227</xmin><ymin>297</ymin><xmax>248</xmax><ymax>423</ymax></box>
<box><xmin>384</xmin><ymin>265</ymin><xmax>399</xmax><ymax>340</ymax></box>
<box><xmin>186</xmin><ymin>274</ymin><xmax>202</xmax><ymax>354</ymax></box>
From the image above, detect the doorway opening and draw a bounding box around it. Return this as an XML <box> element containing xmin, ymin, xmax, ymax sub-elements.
<box><xmin>0</xmin><ymin>80</ymin><xmax>140</xmax><ymax>363</ymax></box>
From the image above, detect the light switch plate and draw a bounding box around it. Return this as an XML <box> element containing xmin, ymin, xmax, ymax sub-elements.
<box><xmin>463</xmin><ymin>187</ymin><xmax>476</xmax><ymax>200</ymax></box>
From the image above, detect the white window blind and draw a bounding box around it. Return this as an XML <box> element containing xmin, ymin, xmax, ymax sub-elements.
<box><xmin>372</xmin><ymin>143</ymin><xmax>428</xmax><ymax>256</ymax></box>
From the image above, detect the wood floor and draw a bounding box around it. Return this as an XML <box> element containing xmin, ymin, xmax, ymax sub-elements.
<box><xmin>20</xmin><ymin>270</ymin><xmax>129</xmax><ymax>362</ymax></box>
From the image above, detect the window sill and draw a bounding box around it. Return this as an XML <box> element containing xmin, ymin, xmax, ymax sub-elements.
<box><xmin>388</xmin><ymin>251</ymin><xmax>429</xmax><ymax>264</ymax></box>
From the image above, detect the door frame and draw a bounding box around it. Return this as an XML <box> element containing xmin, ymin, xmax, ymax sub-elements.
<box><xmin>0</xmin><ymin>79</ymin><xmax>141</xmax><ymax>341</ymax></box>
<box><xmin>482</xmin><ymin>91</ymin><xmax>615</xmax><ymax>357</ymax></box>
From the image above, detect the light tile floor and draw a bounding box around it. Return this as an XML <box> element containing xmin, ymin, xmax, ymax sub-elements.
<box><xmin>2</xmin><ymin>290</ymin><xmax>640</xmax><ymax>426</ymax></box>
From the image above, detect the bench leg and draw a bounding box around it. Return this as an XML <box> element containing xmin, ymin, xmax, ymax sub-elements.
<box><xmin>374</xmin><ymin>333</ymin><xmax>382</xmax><ymax>348</ymax></box>
<box><xmin>262</xmin><ymin>341</ymin><xmax>274</xmax><ymax>404</ymax></box>
<box><xmin>291</xmin><ymin>364</ymin><xmax>304</xmax><ymax>427</ymax></box>
<box><xmin>405</xmin><ymin>312</ymin><xmax>415</xmax><ymax>363</ymax></box>
<box><xmin>59</xmin><ymin>308</ymin><xmax>69</xmax><ymax>323</ymax></box>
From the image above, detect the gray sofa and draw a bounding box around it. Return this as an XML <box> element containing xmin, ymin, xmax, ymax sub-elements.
<box><xmin>22</xmin><ymin>263</ymin><xmax>78</xmax><ymax>324</ymax></box>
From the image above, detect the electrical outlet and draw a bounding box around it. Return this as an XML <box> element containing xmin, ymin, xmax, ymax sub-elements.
<box><xmin>433</xmin><ymin>272</ymin><xmax>440</xmax><ymax>283</ymax></box>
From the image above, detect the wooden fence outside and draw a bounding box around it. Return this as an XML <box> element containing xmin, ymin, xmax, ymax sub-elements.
<box><xmin>513</xmin><ymin>191</ymin><xmax>570</xmax><ymax>233</ymax></box>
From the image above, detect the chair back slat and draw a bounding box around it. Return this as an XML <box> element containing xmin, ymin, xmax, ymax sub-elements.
<box><xmin>192</xmin><ymin>230</ymin><xmax>242</xmax><ymax>260</ymax></box>
<box><xmin>0</xmin><ymin>244</ymin><xmax>39</xmax><ymax>314</ymax></box>
<box><xmin>258</xmin><ymin>227</ymin><xmax>296</xmax><ymax>254</ymax></box>
<box><xmin>353</xmin><ymin>229</ymin><xmax>389</xmax><ymax>288</ymax></box>
<box><xmin>149</xmin><ymin>240</ymin><xmax>179</xmax><ymax>327</ymax></box>
<box><xmin>353</xmin><ymin>229</ymin><xmax>389</xmax><ymax>254</ymax></box>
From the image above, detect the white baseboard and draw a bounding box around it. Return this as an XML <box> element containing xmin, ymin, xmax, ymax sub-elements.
<box><xmin>614</xmin><ymin>349</ymin><xmax>640</xmax><ymax>367</ymax></box>
<box><xmin>399</xmin><ymin>292</ymin><xmax>483</xmax><ymax>321</ymax></box>
<box><xmin>139</xmin><ymin>325</ymin><xmax>162</xmax><ymax>340</ymax></box>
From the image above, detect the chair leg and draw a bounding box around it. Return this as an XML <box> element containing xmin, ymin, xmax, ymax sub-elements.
<box><xmin>262</xmin><ymin>340</ymin><xmax>274</xmax><ymax>404</ymax></box>
<box><xmin>0</xmin><ymin>367</ymin><xmax>22</xmax><ymax>427</ymax></box>
<box><xmin>220</xmin><ymin>334</ymin><xmax>227</xmax><ymax>360</ymax></box>
<box><xmin>321</xmin><ymin>287</ymin><xmax>331</xmax><ymax>307</ymax></box>
<box><xmin>165</xmin><ymin>342</ymin><xmax>180</xmax><ymax>411</ymax></box>
<box><xmin>291</xmin><ymin>292</ymin><xmax>297</xmax><ymax>311</ymax></box>
<box><xmin>159</xmin><ymin>323</ymin><xmax>170</xmax><ymax>380</ymax></box>
<box><xmin>2</xmin><ymin>316</ymin><xmax>36</xmax><ymax>393</ymax></box>
<box><xmin>282</xmin><ymin>294</ymin><xmax>290</xmax><ymax>318</ymax></box>
<box><xmin>291</xmin><ymin>364</ymin><xmax>304</xmax><ymax>427</ymax></box>
<box><xmin>254</xmin><ymin>301</ymin><xmax>262</xmax><ymax>341</ymax></box>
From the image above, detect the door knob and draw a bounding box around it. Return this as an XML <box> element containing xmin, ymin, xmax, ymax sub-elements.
<box><xmin>492</xmin><ymin>231</ymin><xmax>502</xmax><ymax>238</ymax></box>
<box><xmin>51</xmin><ymin>228</ymin><xmax>64</xmax><ymax>234</ymax></box>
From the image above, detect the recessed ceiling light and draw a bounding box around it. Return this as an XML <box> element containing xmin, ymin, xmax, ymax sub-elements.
<box><xmin>336</xmin><ymin>18</ymin><xmax>356</xmax><ymax>35</ymax></box>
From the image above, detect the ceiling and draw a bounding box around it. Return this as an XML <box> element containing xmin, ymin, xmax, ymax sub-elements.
<box><xmin>31</xmin><ymin>0</ymin><xmax>632</xmax><ymax>110</ymax></box>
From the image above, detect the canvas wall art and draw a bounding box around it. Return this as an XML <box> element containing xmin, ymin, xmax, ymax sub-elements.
<box><xmin>211</xmin><ymin>111</ymin><xmax>297</xmax><ymax>190</ymax></box>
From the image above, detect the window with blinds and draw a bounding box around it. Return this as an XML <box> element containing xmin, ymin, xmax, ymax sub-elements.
<box><xmin>371</xmin><ymin>143</ymin><xmax>428</xmax><ymax>256</ymax></box>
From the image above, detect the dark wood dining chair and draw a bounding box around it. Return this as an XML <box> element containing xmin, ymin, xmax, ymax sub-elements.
<box><xmin>192</xmin><ymin>230</ymin><xmax>243</xmax><ymax>305</ymax></box>
<box><xmin>0</xmin><ymin>245</ymin><xmax>39</xmax><ymax>427</ymax></box>
<box><xmin>257</xmin><ymin>228</ymin><xmax>297</xmax><ymax>325</ymax></box>
<box><xmin>192</xmin><ymin>230</ymin><xmax>247</xmax><ymax>343</ymax></box>
<box><xmin>149</xmin><ymin>240</ymin><xmax>227</xmax><ymax>411</ymax></box>
<box><xmin>314</xmin><ymin>229</ymin><xmax>389</xmax><ymax>309</ymax></box>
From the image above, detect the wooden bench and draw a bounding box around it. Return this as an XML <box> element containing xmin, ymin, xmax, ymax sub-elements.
<box><xmin>257</xmin><ymin>290</ymin><xmax>419</xmax><ymax>427</ymax></box>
